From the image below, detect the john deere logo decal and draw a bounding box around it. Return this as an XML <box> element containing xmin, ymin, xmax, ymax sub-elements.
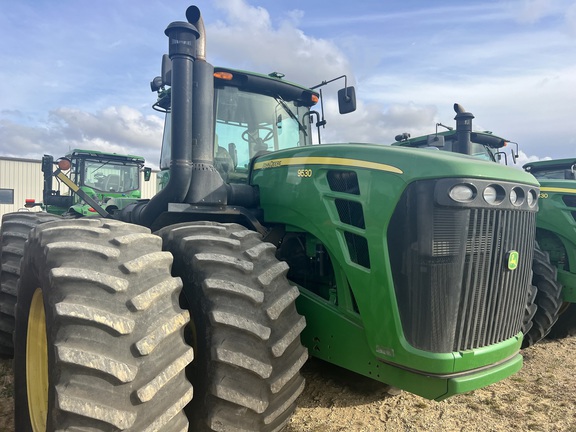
<box><xmin>507</xmin><ymin>250</ymin><xmax>519</xmax><ymax>271</ymax></box>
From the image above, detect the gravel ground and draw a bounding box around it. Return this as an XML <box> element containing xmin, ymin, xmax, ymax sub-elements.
<box><xmin>1</xmin><ymin>336</ymin><xmax>575</xmax><ymax>431</ymax></box>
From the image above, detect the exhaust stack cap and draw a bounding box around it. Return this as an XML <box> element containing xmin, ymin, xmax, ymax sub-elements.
<box><xmin>164</xmin><ymin>21</ymin><xmax>199</xmax><ymax>58</ymax></box>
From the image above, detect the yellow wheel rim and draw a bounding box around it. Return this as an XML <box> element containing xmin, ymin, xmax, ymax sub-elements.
<box><xmin>26</xmin><ymin>288</ymin><xmax>49</xmax><ymax>431</ymax></box>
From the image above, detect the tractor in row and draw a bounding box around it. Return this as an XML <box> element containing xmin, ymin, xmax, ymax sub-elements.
<box><xmin>0</xmin><ymin>6</ymin><xmax>542</xmax><ymax>431</ymax></box>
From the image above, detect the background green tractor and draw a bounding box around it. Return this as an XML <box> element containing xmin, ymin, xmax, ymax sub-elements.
<box><xmin>25</xmin><ymin>148</ymin><xmax>151</xmax><ymax>217</ymax></box>
<box><xmin>524</xmin><ymin>158</ymin><xmax>576</xmax><ymax>338</ymax></box>
<box><xmin>392</xmin><ymin>104</ymin><xmax>563</xmax><ymax>348</ymax></box>
<box><xmin>2</xmin><ymin>6</ymin><xmax>543</xmax><ymax>432</ymax></box>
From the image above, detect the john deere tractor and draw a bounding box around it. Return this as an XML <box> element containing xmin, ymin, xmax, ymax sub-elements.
<box><xmin>26</xmin><ymin>148</ymin><xmax>152</xmax><ymax>217</ymax></box>
<box><xmin>393</xmin><ymin>104</ymin><xmax>563</xmax><ymax>348</ymax></box>
<box><xmin>2</xmin><ymin>6</ymin><xmax>543</xmax><ymax>431</ymax></box>
<box><xmin>524</xmin><ymin>158</ymin><xmax>576</xmax><ymax>338</ymax></box>
<box><xmin>0</xmin><ymin>149</ymin><xmax>152</xmax><ymax>358</ymax></box>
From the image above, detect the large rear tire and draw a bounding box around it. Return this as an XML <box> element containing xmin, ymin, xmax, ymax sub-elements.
<box><xmin>14</xmin><ymin>218</ymin><xmax>193</xmax><ymax>431</ymax></box>
<box><xmin>0</xmin><ymin>212</ymin><xmax>60</xmax><ymax>357</ymax></box>
<box><xmin>521</xmin><ymin>243</ymin><xmax>563</xmax><ymax>348</ymax></box>
<box><xmin>158</xmin><ymin>221</ymin><xmax>308</xmax><ymax>432</ymax></box>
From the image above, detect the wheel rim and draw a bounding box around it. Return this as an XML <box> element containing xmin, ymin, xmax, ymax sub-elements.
<box><xmin>27</xmin><ymin>288</ymin><xmax>49</xmax><ymax>431</ymax></box>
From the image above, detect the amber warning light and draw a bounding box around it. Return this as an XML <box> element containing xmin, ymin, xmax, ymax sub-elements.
<box><xmin>57</xmin><ymin>158</ymin><xmax>71</xmax><ymax>170</ymax></box>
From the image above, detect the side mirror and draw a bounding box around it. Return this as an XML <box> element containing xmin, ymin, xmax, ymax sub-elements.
<box><xmin>162</xmin><ymin>54</ymin><xmax>172</xmax><ymax>86</ymax></box>
<box><xmin>338</xmin><ymin>86</ymin><xmax>356</xmax><ymax>114</ymax></box>
<box><xmin>143</xmin><ymin>167</ymin><xmax>152</xmax><ymax>182</ymax></box>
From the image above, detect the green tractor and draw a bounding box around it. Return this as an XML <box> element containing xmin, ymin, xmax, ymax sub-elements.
<box><xmin>0</xmin><ymin>149</ymin><xmax>151</xmax><ymax>357</ymax></box>
<box><xmin>2</xmin><ymin>6</ymin><xmax>543</xmax><ymax>431</ymax></box>
<box><xmin>25</xmin><ymin>148</ymin><xmax>152</xmax><ymax>217</ymax></box>
<box><xmin>523</xmin><ymin>158</ymin><xmax>576</xmax><ymax>338</ymax></box>
<box><xmin>392</xmin><ymin>104</ymin><xmax>563</xmax><ymax>348</ymax></box>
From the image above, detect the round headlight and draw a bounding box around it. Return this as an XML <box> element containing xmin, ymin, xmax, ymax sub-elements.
<box><xmin>527</xmin><ymin>189</ymin><xmax>538</xmax><ymax>207</ymax></box>
<box><xmin>449</xmin><ymin>184</ymin><xmax>476</xmax><ymax>202</ymax></box>
<box><xmin>510</xmin><ymin>187</ymin><xmax>525</xmax><ymax>206</ymax></box>
<box><xmin>483</xmin><ymin>186</ymin><xmax>498</xmax><ymax>204</ymax></box>
<box><xmin>509</xmin><ymin>188</ymin><xmax>517</xmax><ymax>205</ymax></box>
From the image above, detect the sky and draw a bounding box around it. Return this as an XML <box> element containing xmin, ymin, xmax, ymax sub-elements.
<box><xmin>1</xmin><ymin>0</ymin><xmax>575</xmax><ymax>170</ymax></box>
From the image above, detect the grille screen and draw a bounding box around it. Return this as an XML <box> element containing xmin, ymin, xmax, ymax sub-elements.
<box><xmin>345</xmin><ymin>232</ymin><xmax>371</xmax><ymax>269</ymax></box>
<box><xmin>562</xmin><ymin>195</ymin><xmax>576</xmax><ymax>208</ymax></box>
<box><xmin>335</xmin><ymin>199</ymin><xmax>365</xmax><ymax>229</ymax></box>
<box><xmin>388</xmin><ymin>181</ymin><xmax>536</xmax><ymax>353</ymax></box>
<box><xmin>327</xmin><ymin>170</ymin><xmax>360</xmax><ymax>195</ymax></box>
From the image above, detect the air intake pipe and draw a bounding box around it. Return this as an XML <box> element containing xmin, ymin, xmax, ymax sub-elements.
<box><xmin>134</xmin><ymin>20</ymin><xmax>199</xmax><ymax>227</ymax></box>
<box><xmin>454</xmin><ymin>103</ymin><xmax>474</xmax><ymax>155</ymax></box>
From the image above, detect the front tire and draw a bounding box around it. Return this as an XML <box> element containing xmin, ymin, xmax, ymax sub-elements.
<box><xmin>158</xmin><ymin>221</ymin><xmax>308</xmax><ymax>432</ymax></box>
<box><xmin>0</xmin><ymin>212</ymin><xmax>60</xmax><ymax>357</ymax></box>
<box><xmin>14</xmin><ymin>218</ymin><xmax>193</xmax><ymax>431</ymax></box>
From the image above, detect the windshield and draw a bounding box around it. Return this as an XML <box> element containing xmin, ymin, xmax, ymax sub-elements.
<box><xmin>79</xmin><ymin>159</ymin><xmax>141</xmax><ymax>193</ymax></box>
<box><xmin>159</xmin><ymin>86</ymin><xmax>312</xmax><ymax>182</ymax></box>
<box><xmin>215</xmin><ymin>86</ymin><xmax>311</xmax><ymax>176</ymax></box>
<box><xmin>530</xmin><ymin>168</ymin><xmax>576</xmax><ymax>180</ymax></box>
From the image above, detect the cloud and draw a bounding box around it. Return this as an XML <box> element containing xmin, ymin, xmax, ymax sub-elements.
<box><xmin>313</xmin><ymin>98</ymin><xmax>438</xmax><ymax>145</ymax></box>
<box><xmin>0</xmin><ymin>107</ymin><xmax>164</xmax><ymax>168</ymax></box>
<box><xmin>516</xmin><ymin>0</ymin><xmax>557</xmax><ymax>23</ymax></box>
<box><xmin>207</xmin><ymin>0</ymin><xmax>352</xmax><ymax>87</ymax></box>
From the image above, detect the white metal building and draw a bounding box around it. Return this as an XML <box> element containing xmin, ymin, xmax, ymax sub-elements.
<box><xmin>0</xmin><ymin>156</ymin><xmax>158</xmax><ymax>222</ymax></box>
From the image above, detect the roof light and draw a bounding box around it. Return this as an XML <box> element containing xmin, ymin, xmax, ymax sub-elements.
<box><xmin>311</xmin><ymin>94</ymin><xmax>319</xmax><ymax>104</ymax></box>
<box><xmin>214</xmin><ymin>71</ymin><xmax>233</xmax><ymax>80</ymax></box>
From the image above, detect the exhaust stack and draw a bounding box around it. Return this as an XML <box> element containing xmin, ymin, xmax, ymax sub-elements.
<box><xmin>454</xmin><ymin>103</ymin><xmax>474</xmax><ymax>155</ymax></box>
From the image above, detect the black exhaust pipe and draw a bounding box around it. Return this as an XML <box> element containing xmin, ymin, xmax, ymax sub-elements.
<box><xmin>184</xmin><ymin>7</ymin><xmax>227</xmax><ymax>205</ymax></box>
<box><xmin>454</xmin><ymin>103</ymin><xmax>474</xmax><ymax>155</ymax></box>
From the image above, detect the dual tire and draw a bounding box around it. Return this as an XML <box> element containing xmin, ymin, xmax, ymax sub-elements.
<box><xmin>14</xmin><ymin>218</ymin><xmax>193</xmax><ymax>430</ymax></box>
<box><xmin>12</xmin><ymin>218</ymin><xmax>307</xmax><ymax>432</ymax></box>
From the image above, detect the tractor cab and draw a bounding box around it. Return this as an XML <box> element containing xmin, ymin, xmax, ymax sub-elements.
<box><xmin>31</xmin><ymin>149</ymin><xmax>151</xmax><ymax>216</ymax></box>
<box><xmin>392</xmin><ymin>104</ymin><xmax>518</xmax><ymax>164</ymax></box>
<box><xmin>67</xmin><ymin>150</ymin><xmax>148</xmax><ymax>194</ymax></box>
<box><xmin>393</xmin><ymin>129</ymin><xmax>511</xmax><ymax>162</ymax></box>
<box><xmin>152</xmin><ymin>67</ymin><xmax>356</xmax><ymax>187</ymax></box>
<box><xmin>156</xmin><ymin>69</ymin><xmax>318</xmax><ymax>184</ymax></box>
<box><xmin>524</xmin><ymin>158</ymin><xmax>576</xmax><ymax>180</ymax></box>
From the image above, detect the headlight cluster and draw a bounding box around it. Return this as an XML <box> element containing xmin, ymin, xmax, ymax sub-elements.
<box><xmin>446</xmin><ymin>182</ymin><xmax>538</xmax><ymax>208</ymax></box>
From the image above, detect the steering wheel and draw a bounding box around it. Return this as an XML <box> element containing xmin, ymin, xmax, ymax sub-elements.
<box><xmin>242</xmin><ymin>127</ymin><xmax>274</xmax><ymax>152</ymax></box>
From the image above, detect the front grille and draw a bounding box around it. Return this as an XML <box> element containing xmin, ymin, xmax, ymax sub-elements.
<box><xmin>388</xmin><ymin>180</ymin><xmax>536</xmax><ymax>353</ymax></box>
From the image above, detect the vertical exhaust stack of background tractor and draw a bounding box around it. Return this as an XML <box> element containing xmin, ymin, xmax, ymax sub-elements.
<box><xmin>0</xmin><ymin>5</ymin><xmax>544</xmax><ymax>432</ymax></box>
<box><xmin>392</xmin><ymin>104</ymin><xmax>564</xmax><ymax>348</ymax></box>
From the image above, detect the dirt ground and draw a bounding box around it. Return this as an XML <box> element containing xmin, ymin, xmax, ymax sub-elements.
<box><xmin>1</xmin><ymin>336</ymin><xmax>575</xmax><ymax>432</ymax></box>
